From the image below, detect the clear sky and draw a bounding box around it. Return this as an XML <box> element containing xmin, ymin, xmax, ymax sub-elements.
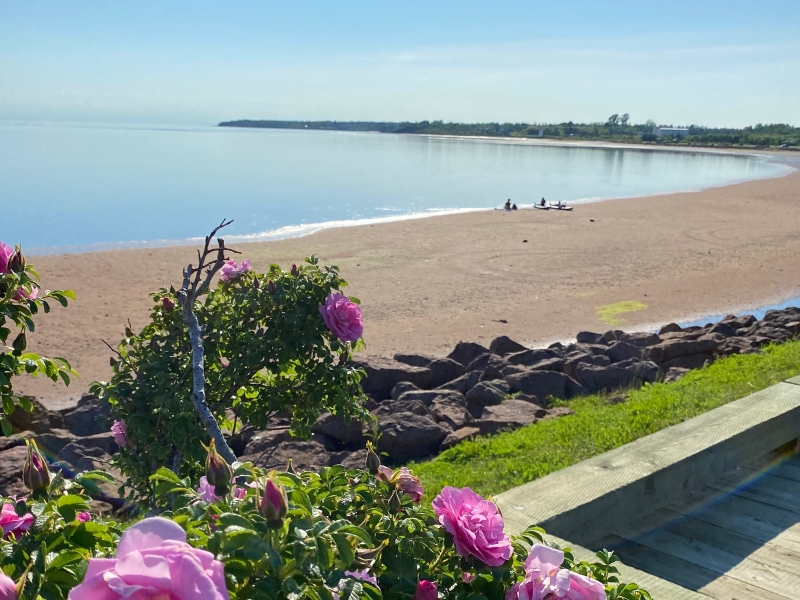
<box><xmin>1</xmin><ymin>1</ymin><xmax>798</xmax><ymax>127</ymax></box>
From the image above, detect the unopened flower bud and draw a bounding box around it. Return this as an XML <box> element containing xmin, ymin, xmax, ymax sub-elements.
<box><xmin>12</xmin><ymin>332</ymin><xmax>26</xmax><ymax>355</ymax></box>
<box><xmin>268</xmin><ymin>280</ymin><xmax>276</xmax><ymax>294</ymax></box>
<box><xmin>162</xmin><ymin>297</ymin><xmax>175</xmax><ymax>311</ymax></box>
<box><xmin>8</xmin><ymin>249</ymin><xmax>25</xmax><ymax>273</ymax></box>
<box><xmin>23</xmin><ymin>440</ymin><xmax>50</xmax><ymax>492</ymax></box>
<box><xmin>416</xmin><ymin>580</ymin><xmax>438</xmax><ymax>600</ymax></box>
<box><xmin>125</xmin><ymin>326</ymin><xmax>134</xmax><ymax>338</ymax></box>
<box><xmin>259</xmin><ymin>471</ymin><xmax>288</xmax><ymax>527</ymax></box>
<box><xmin>169</xmin><ymin>284</ymin><xmax>176</xmax><ymax>294</ymax></box>
<box><xmin>290</xmin><ymin>263</ymin><xmax>298</xmax><ymax>277</ymax></box>
<box><xmin>365</xmin><ymin>441</ymin><xmax>381</xmax><ymax>475</ymax></box>
<box><xmin>204</xmin><ymin>439</ymin><xmax>233</xmax><ymax>496</ymax></box>
<box><xmin>388</xmin><ymin>489</ymin><xmax>402</xmax><ymax>513</ymax></box>
<box><xmin>253</xmin><ymin>278</ymin><xmax>261</xmax><ymax>289</ymax></box>
<box><xmin>109</xmin><ymin>356</ymin><xmax>118</xmax><ymax>368</ymax></box>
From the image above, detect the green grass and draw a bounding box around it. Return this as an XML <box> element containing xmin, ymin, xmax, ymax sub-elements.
<box><xmin>412</xmin><ymin>341</ymin><xmax>800</xmax><ymax>501</ymax></box>
<box><xmin>595</xmin><ymin>300</ymin><xmax>648</xmax><ymax>327</ymax></box>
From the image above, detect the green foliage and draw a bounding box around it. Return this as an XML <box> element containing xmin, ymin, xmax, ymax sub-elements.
<box><xmin>152</xmin><ymin>463</ymin><xmax>649</xmax><ymax>600</ymax></box>
<box><xmin>412</xmin><ymin>340</ymin><xmax>800</xmax><ymax>500</ymax></box>
<box><xmin>92</xmin><ymin>256</ymin><xmax>368</xmax><ymax>505</ymax></box>
<box><xmin>0</xmin><ymin>249</ymin><xmax>76</xmax><ymax>437</ymax></box>
<box><xmin>1</xmin><ymin>471</ymin><xmax>121</xmax><ymax>599</ymax></box>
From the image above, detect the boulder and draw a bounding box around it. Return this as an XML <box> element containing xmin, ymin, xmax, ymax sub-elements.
<box><xmin>721</xmin><ymin>314</ymin><xmax>757</xmax><ymax>330</ymax></box>
<box><xmin>329</xmin><ymin>449</ymin><xmax>367</xmax><ymax>469</ymax></box>
<box><xmin>563</xmin><ymin>353</ymin><xmax>611</xmax><ymax>378</ymax></box>
<box><xmin>353</xmin><ymin>357</ymin><xmax>432</xmax><ymax>399</ymax></box>
<box><xmin>478</xmin><ymin>400</ymin><xmax>546</xmax><ymax>435</ymax></box>
<box><xmin>547</xmin><ymin>342</ymin><xmax>566</xmax><ymax>357</ymax></box>
<box><xmin>659</xmin><ymin>330</ymin><xmax>702</xmax><ymax>341</ymax></box>
<box><xmin>526</xmin><ymin>357</ymin><xmax>566</xmax><ymax>373</ymax></box>
<box><xmin>447</xmin><ymin>342</ymin><xmax>491</xmax><ymax>367</ymax></box>
<box><xmin>375</xmin><ymin>399</ymin><xmax>431</xmax><ymax>418</ymax></box>
<box><xmin>623</xmin><ymin>360</ymin><xmax>661</xmax><ymax>383</ymax></box>
<box><xmin>430</xmin><ymin>392</ymin><xmax>474</xmax><ymax>430</ymax></box>
<box><xmin>543</xmin><ymin>406</ymin><xmax>575</xmax><ymax>420</ymax></box>
<box><xmin>505</xmin><ymin>370</ymin><xmax>571</xmax><ymax>401</ymax></box>
<box><xmin>513</xmin><ymin>393</ymin><xmax>542</xmax><ymax>405</ymax></box>
<box><xmin>574</xmin><ymin>363</ymin><xmax>637</xmax><ymax>393</ymax></box>
<box><xmin>394</xmin><ymin>353</ymin><xmax>434</xmax><ymax>368</ymax></box>
<box><xmin>619</xmin><ymin>332</ymin><xmax>661</xmax><ymax>348</ymax></box>
<box><xmin>717</xmin><ymin>337</ymin><xmax>758</xmax><ymax>356</ymax></box>
<box><xmin>664</xmin><ymin>367</ymin><xmax>690</xmax><ymax>383</ymax></box>
<box><xmin>506</xmin><ymin>348</ymin><xmax>560</xmax><ymax>367</ymax></box>
<box><xmin>60</xmin><ymin>395</ymin><xmax>112</xmax><ymax>437</ymax></box>
<box><xmin>660</xmin><ymin>354</ymin><xmax>714</xmax><ymax>372</ymax></box>
<box><xmin>441</xmin><ymin>427</ymin><xmax>481</xmax><ymax>450</ymax></box>
<box><xmin>0</xmin><ymin>432</ymin><xmax>32</xmax><ymax>453</ymax></box>
<box><xmin>708</xmin><ymin>322</ymin><xmax>737</xmax><ymax>338</ymax></box>
<box><xmin>7</xmin><ymin>397</ymin><xmax>64</xmax><ymax>434</ymax></box>
<box><xmin>391</xmin><ymin>381</ymin><xmax>420</xmax><ymax>400</ymax></box>
<box><xmin>438</xmin><ymin>371</ymin><xmax>481</xmax><ymax>395</ymax></box>
<box><xmin>33</xmin><ymin>429</ymin><xmax>77</xmax><ymax>456</ymax></box>
<box><xmin>658</xmin><ymin>323</ymin><xmax>683</xmax><ymax>335</ymax></box>
<box><xmin>57</xmin><ymin>440</ymin><xmax>112</xmax><ymax>474</ymax></box>
<box><xmin>376</xmin><ymin>412</ymin><xmax>449</xmax><ymax>461</ymax></box>
<box><xmin>395</xmin><ymin>390</ymin><xmax>441</xmax><ymax>407</ymax></box>
<box><xmin>607</xmin><ymin>341</ymin><xmax>641</xmax><ymax>363</ymax></box>
<box><xmin>312</xmin><ymin>413</ymin><xmax>365</xmax><ymax>445</ymax></box>
<box><xmin>489</xmin><ymin>335</ymin><xmax>527</xmax><ymax>356</ymax></box>
<box><xmin>762</xmin><ymin>308</ymin><xmax>800</xmax><ymax>327</ymax></box>
<box><xmin>570</xmin><ymin>343</ymin><xmax>609</xmax><ymax>357</ymax></box>
<box><xmin>0</xmin><ymin>446</ymin><xmax>29</xmax><ymax>497</ymax></box>
<box><xmin>427</xmin><ymin>358</ymin><xmax>467</xmax><ymax>388</ymax></box>
<box><xmin>480</xmin><ymin>364</ymin><xmax>506</xmax><ymax>382</ymax></box>
<box><xmin>465</xmin><ymin>380</ymin><xmax>510</xmax><ymax>407</ymax></box>
<box><xmin>643</xmin><ymin>338</ymin><xmax>718</xmax><ymax>364</ymax></box>
<box><xmin>241</xmin><ymin>428</ymin><xmax>294</xmax><ymax>459</ymax></box>
<box><xmin>603</xmin><ymin>330</ymin><xmax>624</xmax><ymax>344</ymax></box>
<box><xmin>576</xmin><ymin>331</ymin><xmax>606</xmax><ymax>345</ymax></box>
<box><xmin>243</xmin><ymin>440</ymin><xmax>332</xmax><ymax>472</ymax></box>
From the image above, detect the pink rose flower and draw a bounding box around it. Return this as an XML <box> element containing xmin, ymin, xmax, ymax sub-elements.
<box><xmin>219</xmin><ymin>259</ymin><xmax>251</xmax><ymax>282</ymax></box>
<box><xmin>344</xmin><ymin>570</ymin><xmax>377</xmax><ymax>586</ymax></box>
<box><xmin>198</xmin><ymin>476</ymin><xmax>222</xmax><ymax>503</ymax></box>
<box><xmin>461</xmin><ymin>572</ymin><xmax>474</xmax><ymax>584</ymax></box>
<box><xmin>416</xmin><ymin>580</ymin><xmax>438</xmax><ymax>600</ymax></box>
<box><xmin>505</xmin><ymin>545</ymin><xmax>606</xmax><ymax>600</ymax></box>
<box><xmin>319</xmin><ymin>293</ymin><xmax>363</xmax><ymax>343</ymax></box>
<box><xmin>0</xmin><ymin>242</ymin><xmax>12</xmax><ymax>274</ymax></box>
<box><xmin>110</xmin><ymin>420</ymin><xmax>128</xmax><ymax>447</ymax></box>
<box><xmin>432</xmin><ymin>486</ymin><xmax>512</xmax><ymax>567</ymax></box>
<box><xmin>67</xmin><ymin>516</ymin><xmax>229</xmax><ymax>600</ymax></box>
<box><xmin>0</xmin><ymin>503</ymin><xmax>34</xmax><ymax>540</ymax></box>
<box><xmin>0</xmin><ymin>572</ymin><xmax>15</xmax><ymax>600</ymax></box>
<box><xmin>396</xmin><ymin>467</ymin><xmax>424</xmax><ymax>503</ymax></box>
<box><xmin>76</xmin><ymin>512</ymin><xmax>92</xmax><ymax>523</ymax></box>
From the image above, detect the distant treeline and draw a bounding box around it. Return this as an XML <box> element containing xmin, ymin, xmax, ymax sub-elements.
<box><xmin>218</xmin><ymin>117</ymin><xmax>800</xmax><ymax>149</ymax></box>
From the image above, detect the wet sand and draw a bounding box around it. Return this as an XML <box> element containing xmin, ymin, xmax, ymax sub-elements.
<box><xmin>15</xmin><ymin>153</ymin><xmax>800</xmax><ymax>409</ymax></box>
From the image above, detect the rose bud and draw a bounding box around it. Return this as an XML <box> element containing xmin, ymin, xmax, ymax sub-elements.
<box><xmin>204</xmin><ymin>439</ymin><xmax>233</xmax><ymax>496</ymax></box>
<box><xmin>253</xmin><ymin>277</ymin><xmax>261</xmax><ymax>289</ymax></box>
<box><xmin>162</xmin><ymin>297</ymin><xmax>175</xmax><ymax>311</ymax></box>
<box><xmin>8</xmin><ymin>249</ymin><xmax>25</xmax><ymax>273</ymax></box>
<box><xmin>23</xmin><ymin>440</ymin><xmax>51</xmax><ymax>492</ymax></box>
<box><xmin>169</xmin><ymin>284</ymin><xmax>176</xmax><ymax>294</ymax></box>
<box><xmin>415</xmin><ymin>580</ymin><xmax>438</xmax><ymax>600</ymax></box>
<box><xmin>268</xmin><ymin>280</ymin><xmax>276</xmax><ymax>294</ymax></box>
<box><xmin>290</xmin><ymin>263</ymin><xmax>298</xmax><ymax>277</ymax></box>
<box><xmin>109</xmin><ymin>357</ymin><xmax>118</xmax><ymax>368</ymax></box>
<box><xmin>388</xmin><ymin>490</ymin><xmax>402</xmax><ymax>513</ymax></box>
<box><xmin>365</xmin><ymin>441</ymin><xmax>381</xmax><ymax>475</ymax></box>
<box><xmin>259</xmin><ymin>471</ymin><xmax>288</xmax><ymax>527</ymax></box>
<box><xmin>12</xmin><ymin>332</ymin><xmax>26</xmax><ymax>356</ymax></box>
<box><xmin>125</xmin><ymin>325</ymin><xmax>134</xmax><ymax>338</ymax></box>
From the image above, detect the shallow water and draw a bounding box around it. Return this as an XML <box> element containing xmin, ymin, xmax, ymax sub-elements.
<box><xmin>0</xmin><ymin>121</ymin><xmax>789</xmax><ymax>254</ymax></box>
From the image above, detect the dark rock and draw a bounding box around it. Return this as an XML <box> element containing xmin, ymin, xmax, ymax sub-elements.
<box><xmin>709</xmin><ymin>322</ymin><xmax>737</xmax><ymax>338</ymax></box>
<box><xmin>623</xmin><ymin>360</ymin><xmax>661</xmax><ymax>383</ymax></box>
<box><xmin>241</xmin><ymin>428</ymin><xmax>293</xmax><ymax>459</ymax></box>
<box><xmin>427</xmin><ymin>358</ymin><xmax>467</xmax><ymax>388</ymax></box>
<box><xmin>391</xmin><ymin>382</ymin><xmax>420</xmax><ymax>400</ymax></box>
<box><xmin>394</xmin><ymin>353</ymin><xmax>435</xmax><ymax>368</ymax></box>
<box><xmin>763</xmin><ymin>308</ymin><xmax>800</xmax><ymax>327</ymax></box>
<box><xmin>576</xmin><ymin>331</ymin><xmax>606</xmax><ymax>345</ymax></box>
<box><xmin>447</xmin><ymin>342</ymin><xmax>491</xmax><ymax>367</ymax></box>
<box><xmin>619</xmin><ymin>332</ymin><xmax>661</xmax><ymax>348</ymax></box>
<box><xmin>603</xmin><ymin>330</ymin><xmax>624</xmax><ymax>344</ymax></box>
<box><xmin>312</xmin><ymin>413</ymin><xmax>365</xmax><ymax>445</ymax></box>
<box><xmin>0</xmin><ymin>432</ymin><xmax>32</xmax><ymax>452</ymax></box>
<box><xmin>8</xmin><ymin>397</ymin><xmax>64</xmax><ymax>434</ymax></box>
<box><xmin>547</xmin><ymin>342</ymin><xmax>566</xmax><ymax>356</ymax></box>
<box><xmin>466</xmin><ymin>380</ymin><xmax>510</xmax><ymax>407</ymax></box>
<box><xmin>395</xmin><ymin>390</ymin><xmax>441</xmax><ymax>407</ymax></box>
<box><xmin>660</xmin><ymin>330</ymin><xmax>702</xmax><ymax>341</ymax></box>
<box><xmin>375</xmin><ymin>399</ymin><xmax>431</xmax><ymax>418</ymax></box>
<box><xmin>441</xmin><ymin>427</ymin><xmax>481</xmax><ymax>449</ymax></box>
<box><xmin>527</xmin><ymin>357</ymin><xmax>566</xmax><ymax>372</ymax></box>
<box><xmin>480</xmin><ymin>364</ymin><xmax>506</xmax><ymax>381</ymax></box>
<box><xmin>243</xmin><ymin>440</ymin><xmax>331</xmax><ymax>472</ymax></box>
<box><xmin>489</xmin><ymin>335</ymin><xmax>527</xmax><ymax>356</ymax></box>
<box><xmin>563</xmin><ymin>353</ymin><xmax>611</xmax><ymax>378</ymax></box>
<box><xmin>376</xmin><ymin>412</ymin><xmax>449</xmax><ymax>461</ymax></box>
<box><xmin>506</xmin><ymin>348</ymin><xmax>560</xmax><ymax>367</ymax></box>
<box><xmin>438</xmin><ymin>371</ymin><xmax>481</xmax><ymax>394</ymax></box>
<box><xmin>0</xmin><ymin>446</ymin><xmax>29</xmax><ymax>497</ymax></box>
<box><xmin>660</xmin><ymin>354</ymin><xmax>714</xmax><ymax>372</ymax></box>
<box><xmin>749</xmin><ymin>325</ymin><xmax>791</xmax><ymax>343</ymax></box>
<box><xmin>329</xmin><ymin>449</ymin><xmax>367</xmax><ymax>469</ymax></box>
<box><xmin>658</xmin><ymin>323</ymin><xmax>683</xmax><ymax>335</ymax></box>
<box><xmin>543</xmin><ymin>406</ymin><xmax>575</xmax><ymax>420</ymax></box>
<box><xmin>500</xmin><ymin>364</ymin><xmax>528</xmax><ymax>377</ymax></box>
<box><xmin>505</xmin><ymin>370</ymin><xmax>569</xmax><ymax>401</ymax></box>
<box><xmin>571</xmin><ymin>343</ymin><xmax>610</xmax><ymax>357</ymax></box>
<box><xmin>717</xmin><ymin>337</ymin><xmax>758</xmax><ymax>356</ymax></box>
<box><xmin>513</xmin><ymin>393</ymin><xmax>542</xmax><ymax>404</ymax></box>
<box><xmin>643</xmin><ymin>338</ymin><xmax>718</xmax><ymax>364</ymax></box>
<box><xmin>573</xmin><ymin>363</ymin><xmax>636</xmax><ymax>393</ymax></box>
<box><xmin>33</xmin><ymin>429</ymin><xmax>77</xmax><ymax>456</ymax></box>
<box><xmin>430</xmin><ymin>392</ymin><xmax>474</xmax><ymax>430</ymax></box>
<box><xmin>353</xmin><ymin>357</ymin><xmax>432</xmax><ymax>399</ymax></box>
<box><xmin>565</xmin><ymin>377</ymin><xmax>589</xmax><ymax>401</ymax></box>
<box><xmin>60</xmin><ymin>394</ymin><xmax>112</xmax><ymax>437</ymax></box>
<box><xmin>721</xmin><ymin>314</ymin><xmax>757</xmax><ymax>330</ymax></box>
<box><xmin>607</xmin><ymin>341</ymin><xmax>641</xmax><ymax>363</ymax></box>
<box><xmin>664</xmin><ymin>367</ymin><xmax>690</xmax><ymax>383</ymax></box>
<box><xmin>478</xmin><ymin>400</ymin><xmax>546</xmax><ymax>435</ymax></box>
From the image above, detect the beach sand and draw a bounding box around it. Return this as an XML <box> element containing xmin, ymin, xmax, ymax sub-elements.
<box><xmin>16</xmin><ymin>154</ymin><xmax>800</xmax><ymax>409</ymax></box>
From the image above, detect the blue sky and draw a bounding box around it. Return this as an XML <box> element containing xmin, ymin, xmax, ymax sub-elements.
<box><xmin>1</xmin><ymin>1</ymin><xmax>798</xmax><ymax>127</ymax></box>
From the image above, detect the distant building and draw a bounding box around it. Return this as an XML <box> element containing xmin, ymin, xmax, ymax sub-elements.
<box><xmin>653</xmin><ymin>126</ymin><xmax>689</xmax><ymax>138</ymax></box>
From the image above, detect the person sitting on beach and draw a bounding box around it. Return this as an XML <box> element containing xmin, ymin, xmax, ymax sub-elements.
<box><xmin>504</xmin><ymin>199</ymin><xmax>511</xmax><ymax>210</ymax></box>
<box><xmin>511</xmin><ymin>203</ymin><xmax>518</xmax><ymax>210</ymax></box>
<box><xmin>540</xmin><ymin>198</ymin><xmax>546</xmax><ymax>207</ymax></box>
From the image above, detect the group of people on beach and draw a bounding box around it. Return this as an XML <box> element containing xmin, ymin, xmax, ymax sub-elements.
<box><xmin>503</xmin><ymin>197</ymin><xmax>567</xmax><ymax>210</ymax></box>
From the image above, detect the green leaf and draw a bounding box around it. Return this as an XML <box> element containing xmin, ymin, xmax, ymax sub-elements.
<box><xmin>47</xmin><ymin>550</ymin><xmax>85</xmax><ymax>571</ymax></box>
<box><xmin>0</xmin><ymin>419</ymin><xmax>11</xmax><ymax>437</ymax></box>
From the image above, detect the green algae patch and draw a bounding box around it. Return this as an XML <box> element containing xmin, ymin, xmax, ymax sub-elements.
<box><xmin>595</xmin><ymin>300</ymin><xmax>647</xmax><ymax>327</ymax></box>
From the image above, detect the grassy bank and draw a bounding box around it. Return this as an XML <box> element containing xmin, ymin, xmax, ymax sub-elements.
<box><xmin>412</xmin><ymin>341</ymin><xmax>800</xmax><ymax>501</ymax></box>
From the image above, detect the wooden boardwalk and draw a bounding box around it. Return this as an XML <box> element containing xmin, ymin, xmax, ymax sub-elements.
<box><xmin>595</xmin><ymin>455</ymin><xmax>800</xmax><ymax>600</ymax></box>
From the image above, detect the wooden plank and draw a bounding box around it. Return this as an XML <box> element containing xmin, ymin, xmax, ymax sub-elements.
<box><xmin>786</xmin><ymin>454</ymin><xmax>800</xmax><ymax>468</ymax></box>
<box><xmin>498</xmin><ymin>382</ymin><xmax>800</xmax><ymax>544</ymax></box>
<box><xmin>598</xmin><ymin>534</ymin><xmax>788</xmax><ymax>600</ymax></box>
<box><xmin>770</xmin><ymin>462</ymin><xmax>800</xmax><ymax>483</ymax></box>
<box><xmin>708</xmin><ymin>474</ymin><xmax>800</xmax><ymax>515</ymax></box>
<box><xmin>694</xmin><ymin>488</ymin><xmax>800</xmax><ymax>531</ymax></box>
<box><xmin>671</xmin><ymin>497</ymin><xmax>800</xmax><ymax>554</ymax></box>
<box><xmin>632</xmin><ymin>527</ymin><xmax>800</xmax><ymax>593</ymax></box>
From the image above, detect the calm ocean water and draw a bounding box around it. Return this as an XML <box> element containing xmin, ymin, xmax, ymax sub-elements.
<box><xmin>0</xmin><ymin>121</ymin><xmax>790</xmax><ymax>254</ymax></box>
